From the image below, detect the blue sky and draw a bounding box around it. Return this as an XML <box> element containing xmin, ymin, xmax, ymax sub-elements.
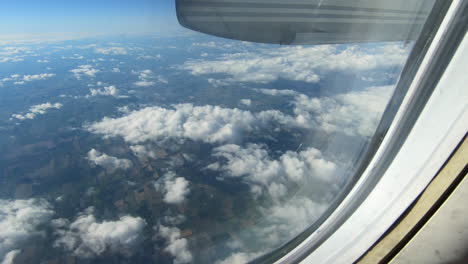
<box><xmin>0</xmin><ymin>0</ymin><xmax>181</xmax><ymax>36</ymax></box>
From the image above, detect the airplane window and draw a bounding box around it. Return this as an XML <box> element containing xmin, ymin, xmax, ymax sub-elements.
<box><xmin>0</xmin><ymin>1</ymin><xmax>441</xmax><ymax>263</ymax></box>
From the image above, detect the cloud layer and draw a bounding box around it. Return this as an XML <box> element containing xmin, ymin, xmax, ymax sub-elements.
<box><xmin>181</xmin><ymin>44</ymin><xmax>408</xmax><ymax>84</ymax></box>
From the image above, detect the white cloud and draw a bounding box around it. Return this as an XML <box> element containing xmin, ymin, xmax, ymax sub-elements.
<box><xmin>1</xmin><ymin>250</ymin><xmax>20</xmax><ymax>264</ymax></box>
<box><xmin>95</xmin><ymin>47</ymin><xmax>127</xmax><ymax>55</ymax></box>
<box><xmin>292</xmin><ymin>85</ymin><xmax>394</xmax><ymax>137</ymax></box>
<box><xmin>161</xmin><ymin>215</ymin><xmax>186</xmax><ymax>226</ymax></box>
<box><xmin>61</xmin><ymin>54</ymin><xmax>84</xmax><ymax>60</ymax></box>
<box><xmin>87</xmin><ymin>85</ymin><xmax>124</xmax><ymax>98</ymax></box>
<box><xmin>132</xmin><ymin>69</ymin><xmax>167</xmax><ymax>87</ymax></box>
<box><xmin>253</xmin><ymin>88</ymin><xmax>298</xmax><ymax>96</ymax></box>
<box><xmin>210</xmin><ymin>144</ymin><xmax>338</xmax><ymax>198</ymax></box>
<box><xmin>22</xmin><ymin>73</ymin><xmax>55</xmax><ymax>82</ymax></box>
<box><xmin>155</xmin><ymin>172</ymin><xmax>190</xmax><ymax>204</ymax></box>
<box><xmin>239</xmin><ymin>99</ymin><xmax>251</xmax><ymax>106</ymax></box>
<box><xmin>70</xmin><ymin>65</ymin><xmax>99</xmax><ymax>79</ymax></box>
<box><xmin>191</xmin><ymin>41</ymin><xmax>237</xmax><ymax>50</ymax></box>
<box><xmin>87</xmin><ymin>149</ymin><xmax>132</xmax><ymax>172</ymax></box>
<box><xmin>117</xmin><ymin>105</ymin><xmax>131</xmax><ymax>114</ymax></box>
<box><xmin>130</xmin><ymin>144</ymin><xmax>158</xmax><ymax>160</ymax></box>
<box><xmin>181</xmin><ymin>44</ymin><xmax>409</xmax><ymax>84</ymax></box>
<box><xmin>137</xmin><ymin>54</ymin><xmax>161</xmax><ymax>60</ymax></box>
<box><xmin>192</xmin><ymin>41</ymin><xmax>217</xmax><ymax>48</ymax></box>
<box><xmin>53</xmin><ymin>207</ymin><xmax>146</xmax><ymax>258</ymax></box>
<box><xmin>87</xmin><ymin>84</ymin><xmax>392</xmax><ymax>146</ymax></box>
<box><xmin>0</xmin><ymin>57</ymin><xmax>24</xmax><ymax>63</ymax></box>
<box><xmin>212</xmin><ymin>196</ymin><xmax>329</xmax><ymax>264</ymax></box>
<box><xmin>134</xmin><ymin>80</ymin><xmax>155</xmax><ymax>87</ymax></box>
<box><xmin>156</xmin><ymin>224</ymin><xmax>192</xmax><ymax>264</ymax></box>
<box><xmin>0</xmin><ymin>47</ymin><xmax>30</xmax><ymax>63</ymax></box>
<box><xmin>0</xmin><ymin>47</ymin><xmax>29</xmax><ymax>56</ymax></box>
<box><xmin>255</xmin><ymin>196</ymin><xmax>328</xmax><ymax>247</ymax></box>
<box><xmin>0</xmin><ymin>199</ymin><xmax>54</xmax><ymax>263</ymax></box>
<box><xmin>1</xmin><ymin>73</ymin><xmax>55</xmax><ymax>84</ymax></box>
<box><xmin>87</xmin><ymin>104</ymin><xmax>258</xmax><ymax>144</ymax></box>
<box><xmin>207</xmin><ymin>78</ymin><xmax>230</xmax><ymax>87</ymax></box>
<box><xmin>11</xmin><ymin>102</ymin><xmax>62</xmax><ymax>120</ymax></box>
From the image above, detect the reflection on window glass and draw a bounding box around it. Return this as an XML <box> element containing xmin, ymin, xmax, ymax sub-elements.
<box><xmin>0</xmin><ymin>1</ymin><xmax>435</xmax><ymax>264</ymax></box>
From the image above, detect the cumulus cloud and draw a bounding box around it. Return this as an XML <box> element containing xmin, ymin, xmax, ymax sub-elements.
<box><xmin>86</xmin><ymin>85</ymin><xmax>127</xmax><ymax>98</ymax></box>
<box><xmin>0</xmin><ymin>199</ymin><xmax>54</xmax><ymax>263</ymax></box>
<box><xmin>256</xmin><ymin>196</ymin><xmax>329</xmax><ymax>248</ymax></box>
<box><xmin>292</xmin><ymin>85</ymin><xmax>394</xmax><ymax>137</ymax></box>
<box><xmin>155</xmin><ymin>172</ymin><xmax>190</xmax><ymax>204</ymax></box>
<box><xmin>132</xmin><ymin>69</ymin><xmax>167</xmax><ymax>87</ymax></box>
<box><xmin>130</xmin><ymin>144</ymin><xmax>159</xmax><ymax>161</ymax></box>
<box><xmin>191</xmin><ymin>41</ymin><xmax>238</xmax><ymax>50</ymax></box>
<box><xmin>70</xmin><ymin>65</ymin><xmax>99</xmax><ymax>79</ymax></box>
<box><xmin>0</xmin><ymin>46</ymin><xmax>29</xmax><ymax>56</ymax></box>
<box><xmin>203</xmin><ymin>143</ymin><xmax>341</xmax><ymax>263</ymax></box>
<box><xmin>155</xmin><ymin>224</ymin><xmax>192</xmax><ymax>264</ymax></box>
<box><xmin>53</xmin><ymin>207</ymin><xmax>146</xmax><ymax>258</ymax></box>
<box><xmin>89</xmin><ymin>85</ymin><xmax>118</xmax><ymax>97</ymax></box>
<box><xmin>61</xmin><ymin>54</ymin><xmax>84</xmax><ymax>60</ymax></box>
<box><xmin>11</xmin><ymin>102</ymin><xmax>63</xmax><ymax>120</ymax></box>
<box><xmin>210</xmin><ymin>144</ymin><xmax>338</xmax><ymax>198</ymax></box>
<box><xmin>87</xmin><ymin>84</ymin><xmax>391</xmax><ymax>145</ymax></box>
<box><xmin>134</xmin><ymin>80</ymin><xmax>155</xmax><ymax>87</ymax></box>
<box><xmin>1</xmin><ymin>73</ymin><xmax>55</xmax><ymax>83</ymax></box>
<box><xmin>0</xmin><ymin>47</ymin><xmax>30</xmax><ymax>63</ymax></box>
<box><xmin>1</xmin><ymin>250</ymin><xmax>20</xmax><ymax>264</ymax></box>
<box><xmin>211</xmin><ymin>195</ymin><xmax>329</xmax><ymax>264</ymax></box>
<box><xmin>87</xmin><ymin>104</ymin><xmax>259</xmax><ymax>144</ymax></box>
<box><xmin>0</xmin><ymin>57</ymin><xmax>24</xmax><ymax>63</ymax></box>
<box><xmin>117</xmin><ymin>105</ymin><xmax>131</xmax><ymax>114</ymax></box>
<box><xmin>211</xmin><ymin>196</ymin><xmax>330</xmax><ymax>264</ymax></box>
<box><xmin>87</xmin><ymin>149</ymin><xmax>132</xmax><ymax>172</ymax></box>
<box><xmin>137</xmin><ymin>54</ymin><xmax>161</xmax><ymax>60</ymax></box>
<box><xmin>239</xmin><ymin>99</ymin><xmax>251</xmax><ymax>106</ymax></box>
<box><xmin>192</xmin><ymin>41</ymin><xmax>217</xmax><ymax>48</ymax></box>
<box><xmin>23</xmin><ymin>73</ymin><xmax>55</xmax><ymax>81</ymax></box>
<box><xmin>95</xmin><ymin>47</ymin><xmax>127</xmax><ymax>55</ymax></box>
<box><xmin>181</xmin><ymin>44</ymin><xmax>408</xmax><ymax>84</ymax></box>
<box><xmin>253</xmin><ymin>88</ymin><xmax>298</xmax><ymax>96</ymax></box>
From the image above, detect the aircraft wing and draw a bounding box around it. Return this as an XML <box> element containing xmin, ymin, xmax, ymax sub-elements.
<box><xmin>176</xmin><ymin>0</ymin><xmax>435</xmax><ymax>45</ymax></box>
